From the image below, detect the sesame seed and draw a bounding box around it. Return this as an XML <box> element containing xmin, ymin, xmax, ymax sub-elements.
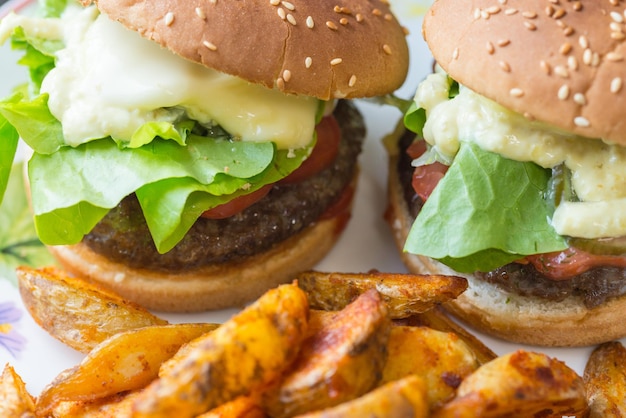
<box><xmin>356</xmin><ymin>13</ymin><xmax>364</xmax><ymax>22</ymax></box>
<box><xmin>486</xmin><ymin>5</ymin><xmax>501</xmax><ymax>14</ymax></box>
<box><xmin>286</xmin><ymin>13</ymin><xmax>296</xmax><ymax>25</ymax></box>
<box><xmin>305</xmin><ymin>57</ymin><xmax>312</xmax><ymax>68</ymax></box>
<box><xmin>486</xmin><ymin>41</ymin><xmax>495</xmax><ymax>54</ymax></box>
<box><xmin>306</xmin><ymin>16</ymin><xmax>314</xmax><ymax>28</ymax></box>
<box><xmin>340</xmin><ymin>17</ymin><xmax>349</xmax><ymax>25</ymax></box>
<box><xmin>164</xmin><ymin>12</ymin><xmax>174</xmax><ymax>26</ymax></box>
<box><xmin>572</xmin><ymin>1</ymin><xmax>582</xmax><ymax>11</ymax></box>
<box><xmin>540</xmin><ymin>60</ymin><xmax>552</xmax><ymax>74</ymax></box>
<box><xmin>563</xmin><ymin>26</ymin><xmax>574</xmax><ymax>36</ymax></box>
<box><xmin>333</xmin><ymin>5</ymin><xmax>341</xmax><ymax>12</ymax></box>
<box><xmin>382</xmin><ymin>44</ymin><xmax>392</xmax><ymax>55</ymax></box>
<box><xmin>522</xmin><ymin>11</ymin><xmax>537</xmax><ymax>18</ymax></box>
<box><xmin>610</xmin><ymin>22</ymin><xmax>622</xmax><ymax>32</ymax></box>
<box><xmin>195</xmin><ymin>7</ymin><xmax>206</xmax><ymax>19</ymax></box>
<box><xmin>330</xmin><ymin>58</ymin><xmax>343</xmax><ymax>65</ymax></box>
<box><xmin>270</xmin><ymin>0</ymin><xmax>280</xmax><ymax>5</ymax></box>
<box><xmin>498</xmin><ymin>39</ymin><xmax>511</xmax><ymax>47</ymax></box>
<box><xmin>282</xmin><ymin>69</ymin><xmax>292</xmax><ymax>82</ymax></box>
<box><xmin>277</xmin><ymin>7</ymin><xmax>286</xmax><ymax>19</ymax></box>
<box><xmin>473</xmin><ymin>8</ymin><xmax>482</xmax><ymax>19</ymax></box>
<box><xmin>276</xmin><ymin>77</ymin><xmax>285</xmax><ymax>90</ymax></box>
<box><xmin>281</xmin><ymin>1</ymin><xmax>295</xmax><ymax>11</ymax></box>
<box><xmin>203</xmin><ymin>40</ymin><xmax>217</xmax><ymax>50</ymax></box>
<box><xmin>372</xmin><ymin>8</ymin><xmax>382</xmax><ymax>16</ymax></box>
<box><xmin>611</xmin><ymin>31</ymin><xmax>626</xmax><ymax>40</ymax></box>
<box><xmin>452</xmin><ymin>47</ymin><xmax>460</xmax><ymax>60</ymax></box>
<box><xmin>480</xmin><ymin>10</ymin><xmax>490</xmax><ymax>19</ymax></box>
<box><xmin>326</xmin><ymin>21</ymin><xmax>338</xmax><ymax>30</ymax></box>
<box><xmin>510</xmin><ymin>88</ymin><xmax>524</xmax><ymax>97</ymax></box>
<box><xmin>574</xmin><ymin>116</ymin><xmax>590</xmax><ymax>127</ymax></box>
<box><xmin>606</xmin><ymin>52</ymin><xmax>624</xmax><ymax>62</ymax></box>
<box><xmin>582</xmin><ymin>48</ymin><xmax>593</xmax><ymax>65</ymax></box>
<box><xmin>568</xmin><ymin>56</ymin><xmax>578</xmax><ymax>70</ymax></box>
<box><xmin>348</xmin><ymin>75</ymin><xmax>357</xmax><ymax>87</ymax></box>
<box><xmin>611</xmin><ymin>77</ymin><xmax>623</xmax><ymax>93</ymax></box>
<box><xmin>499</xmin><ymin>61</ymin><xmax>511</xmax><ymax>72</ymax></box>
<box><xmin>611</xmin><ymin>11</ymin><xmax>624</xmax><ymax>22</ymax></box>
<box><xmin>591</xmin><ymin>51</ymin><xmax>601</xmax><ymax>66</ymax></box>
<box><xmin>557</xmin><ymin>84</ymin><xmax>570</xmax><ymax>100</ymax></box>
<box><xmin>545</xmin><ymin>5</ymin><xmax>555</xmax><ymax>16</ymax></box>
<box><xmin>552</xmin><ymin>8</ymin><xmax>566</xmax><ymax>19</ymax></box>
<box><xmin>559</xmin><ymin>42</ymin><xmax>572</xmax><ymax>55</ymax></box>
<box><xmin>524</xmin><ymin>21</ymin><xmax>537</xmax><ymax>30</ymax></box>
<box><xmin>579</xmin><ymin>35</ymin><xmax>589</xmax><ymax>49</ymax></box>
<box><xmin>573</xmin><ymin>92</ymin><xmax>586</xmax><ymax>105</ymax></box>
<box><xmin>384</xmin><ymin>13</ymin><xmax>393</xmax><ymax>21</ymax></box>
<box><xmin>554</xmin><ymin>65</ymin><xmax>569</xmax><ymax>78</ymax></box>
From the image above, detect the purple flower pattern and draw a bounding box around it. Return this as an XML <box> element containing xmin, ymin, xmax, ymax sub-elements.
<box><xmin>0</xmin><ymin>301</ymin><xmax>26</xmax><ymax>358</ymax></box>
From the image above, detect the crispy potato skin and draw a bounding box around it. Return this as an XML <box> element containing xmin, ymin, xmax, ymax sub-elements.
<box><xmin>36</xmin><ymin>323</ymin><xmax>218</xmax><ymax>416</ymax></box>
<box><xmin>432</xmin><ymin>350</ymin><xmax>589</xmax><ymax>418</ymax></box>
<box><xmin>382</xmin><ymin>326</ymin><xmax>479</xmax><ymax>409</ymax></box>
<box><xmin>297</xmin><ymin>271</ymin><xmax>467</xmax><ymax>318</ymax></box>
<box><xmin>263</xmin><ymin>289</ymin><xmax>391</xmax><ymax>418</ymax></box>
<box><xmin>17</xmin><ymin>266</ymin><xmax>167</xmax><ymax>353</ymax></box>
<box><xmin>584</xmin><ymin>341</ymin><xmax>626</xmax><ymax>417</ymax></box>
<box><xmin>0</xmin><ymin>364</ymin><xmax>36</xmax><ymax>417</ymax></box>
<box><xmin>293</xmin><ymin>375</ymin><xmax>429</xmax><ymax>418</ymax></box>
<box><xmin>130</xmin><ymin>284</ymin><xmax>310</xmax><ymax>418</ymax></box>
<box><xmin>197</xmin><ymin>395</ymin><xmax>267</xmax><ymax>418</ymax></box>
<box><xmin>401</xmin><ymin>307</ymin><xmax>497</xmax><ymax>365</ymax></box>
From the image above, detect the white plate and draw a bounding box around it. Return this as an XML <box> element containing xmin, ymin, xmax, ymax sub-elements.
<box><xmin>0</xmin><ymin>0</ymin><xmax>614</xmax><ymax>398</ymax></box>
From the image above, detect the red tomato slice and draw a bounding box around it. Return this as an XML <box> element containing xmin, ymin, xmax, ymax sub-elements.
<box><xmin>200</xmin><ymin>184</ymin><xmax>272</xmax><ymax>219</ymax></box>
<box><xmin>406</xmin><ymin>140</ymin><xmax>448</xmax><ymax>202</ymax></box>
<box><xmin>279</xmin><ymin>115</ymin><xmax>341</xmax><ymax>184</ymax></box>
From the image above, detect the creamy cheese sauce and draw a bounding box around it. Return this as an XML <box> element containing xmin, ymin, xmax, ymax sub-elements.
<box><xmin>414</xmin><ymin>71</ymin><xmax>626</xmax><ymax>239</ymax></box>
<box><xmin>11</xmin><ymin>7</ymin><xmax>318</xmax><ymax>149</ymax></box>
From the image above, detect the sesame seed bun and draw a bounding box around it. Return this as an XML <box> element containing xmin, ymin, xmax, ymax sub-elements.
<box><xmin>87</xmin><ymin>0</ymin><xmax>409</xmax><ymax>100</ymax></box>
<box><xmin>48</xmin><ymin>205</ymin><xmax>351</xmax><ymax>312</ymax></box>
<box><xmin>423</xmin><ymin>0</ymin><xmax>626</xmax><ymax>144</ymax></box>
<box><xmin>385</xmin><ymin>127</ymin><xmax>626</xmax><ymax>347</ymax></box>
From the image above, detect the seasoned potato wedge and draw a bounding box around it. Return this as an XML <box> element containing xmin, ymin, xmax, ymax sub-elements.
<box><xmin>263</xmin><ymin>289</ymin><xmax>390</xmax><ymax>418</ymax></box>
<box><xmin>197</xmin><ymin>395</ymin><xmax>267</xmax><ymax>418</ymax></box>
<box><xmin>584</xmin><ymin>341</ymin><xmax>626</xmax><ymax>417</ymax></box>
<box><xmin>130</xmin><ymin>284</ymin><xmax>309</xmax><ymax>418</ymax></box>
<box><xmin>0</xmin><ymin>364</ymin><xmax>35</xmax><ymax>417</ymax></box>
<box><xmin>432</xmin><ymin>350</ymin><xmax>588</xmax><ymax>418</ymax></box>
<box><xmin>36</xmin><ymin>323</ymin><xmax>218</xmax><ymax>416</ymax></box>
<box><xmin>382</xmin><ymin>326</ymin><xmax>479</xmax><ymax>409</ymax></box>
<box><xmin>403</xmin><ymin>306</ymin><xmax>497</xmax><ymax>365</ymax></box>
<box><xmin>50</xmin><ymin>389</ymin><xmax>140</xmax><ymax>417</ymax></box>
<box><xmin>17</xmin><ymin>266</ymin><xmax>167</xmax><ymax>353</ymax></box>
<box><xmin>294</xmin><ymin>375</ymin><xmax>428</xmax><ymax>418</ymax></box>
<box><xmin>297</xmin><ymin>270</ymin><xmax>467</xmax><ymax>318</ymax></box>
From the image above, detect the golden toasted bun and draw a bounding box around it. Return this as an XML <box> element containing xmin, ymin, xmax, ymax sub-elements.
<box><xmin>423</xmin><ymin>0</ymin><xmax>626</xmax><ymax>144</ymax></box>
<box><xmin>89</xmin><ymin>0</ymin><xmax>409</xmax><ymax>100</ymax></box>
<box><xmin>385</xmin><ymin>126</ymin><xmax>626</xmax><ymax>347</ymax></box>
<box><xmin>49</xmin><ymin>208</ymin><xmax>350</xmax><ymax>312</ymax></box>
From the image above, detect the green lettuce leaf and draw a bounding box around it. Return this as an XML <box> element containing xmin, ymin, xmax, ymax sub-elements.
<box><xmin>0</xmin><ymin>114</ymin><xmax>20</xmax><ymax>204</ymax></box>
<box><xmin>0</xmin><ymin>162</ymin><xmax>56</xmax><ymax>285</ymax></box>
<box><xmin>404</xmin><ymin>141</ymin><xmax>568</xmax><ymax>273</ymax></box>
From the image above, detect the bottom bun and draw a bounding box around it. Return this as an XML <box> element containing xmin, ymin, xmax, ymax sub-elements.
<box><xmin>49</xmin><ymin>207</ymin><xmax>349</xmax><ymax>313</ymax></box>
<box><xmin>386</xmin><ymin>133</ymin><xmax>626</xmax><ymax>347</ymax></box>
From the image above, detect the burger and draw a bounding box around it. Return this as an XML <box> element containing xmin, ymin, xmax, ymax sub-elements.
<box><xmin>0</xmin><ymin>0</ymin><xmax>409</xmax><ymax>311</ymax></box>
<box><xmin>386</xmin><ymin>0</ymin><xmax>626</xmax><ymax>346</ymax></box>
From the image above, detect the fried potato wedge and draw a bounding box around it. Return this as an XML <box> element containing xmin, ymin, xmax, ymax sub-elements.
<box><xmin>403</xmin><ymin>307</ymin><xmax>497</xmax><ymax>365</ymax></box>
<box><xmin>0</xmin><ymin>364</ymin><xmax>35</xmax><ymax>417</ymax></box>
<box><xmin>36</xmin><ymin>323</ymin><xmax>218</xmax><ymax>416</ymax></box>
<box><xmin>382</xmin><ymin>326</ymin><xmax>479</xmax><ymax>409</ymax></box>
<box><xmin>17</xmin><ymin>266</ymin><xmax>167</xmax><ymax>353</ymax></box>
<box><xmin>432</xmin><ymin>350</ymin><xmax>589</xmax><ymax>418</ymax></box>
<box><xmin>297</xmin><ymin>270</ymin><xmax>467</xmax><ymax>319</ymax></box>
<box><xmin>197</xmin><ymin>395</ymin><xmax>267</xmax><ymax>418</ymax></box>
<box><xmin>263</xmin><ymin>289</ymin><xmax>391</xmax><ymax>418</ymax></box>
<box><xmin>131</xmin><ymin>283</ymin><xmax>309</xmax><ymax>418</ymax></box>
<box><xmin>584</xmin><ymin>341</ymin><xmax>626</xmax><ymax>417</ymax></box>
<box><xmin>294</xmin><ymin>375</ymin><xmax>428</xmax><ymax>418</ymax></box>
<box><xmin>50</xmin><ymin>389</ymin><xmax>140</xmax><ymax>417</ymax></box>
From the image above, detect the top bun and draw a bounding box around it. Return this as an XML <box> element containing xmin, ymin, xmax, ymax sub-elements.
<box><xmin>88</xmin><ymin>0</ymin><xmax>409</xmax><ymax>100</ymax></box>
<box><xmin>423</xmin><ymin>0</ymin><xmax>626</xmax><ymax>145</ymax></box>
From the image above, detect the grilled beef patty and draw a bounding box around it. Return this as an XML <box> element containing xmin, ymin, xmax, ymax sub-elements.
<box><xmin>83</xmin><ymin>100</ymin><xmax>365</xmax><ymax>272</ymax></box>
<box><xmin>397</xmin><ymin>131</ymin><xmax>626</xmax><ymax>308</ymax></box>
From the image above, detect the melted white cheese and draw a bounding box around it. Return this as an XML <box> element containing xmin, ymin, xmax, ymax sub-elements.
<box><xmin>414</xmin><ymin>71</ymin><xmax>626</xmax><ymax>239</ymax></box>
<box><xmin>33</xmin><ymin>7</ymin><xmax>318</xmax><ymax>149</ymax></box>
